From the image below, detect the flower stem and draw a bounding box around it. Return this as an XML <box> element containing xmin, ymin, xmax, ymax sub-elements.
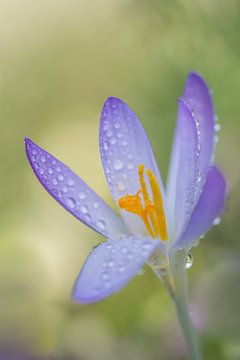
<box><xmin>170</xmin><ymin>250</ymin><xmax>203</xmax><ymax>360</ymax></box>
<box><xmin>149</xmin><ymin>249</ymin><xmax>203</xmax><ymax>360</ymax></box>
<box><xmin>173</xmin><ymin>292</ymin><xmax>202</xmax><ymax>360</ymax></box>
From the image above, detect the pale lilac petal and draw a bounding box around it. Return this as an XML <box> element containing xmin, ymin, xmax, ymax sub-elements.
<box><xmin>25</xmin><ymin>138</ymin><xmax>129</xmax><ymax>238</ymax></box>
<box><xmin>174</xmin><ymin>166</ymin><xmax>226</xmax><ymax>249</ymax></box>
<box><xmin>72</xmin><ymin>236</ymin><xmax>160</xmax><ymax>303</ymax></box>
<box><xmin>99</xmin><ymin>97</ymin><xmax>167</xmax><ymax>235</ymax></box>
<box><xmin>167</xmin><ymin>99</ymin><xmax>200</xmax><ymax>240</ymax></box>
<box><xmin>183</xmin><ymin>72</ymin><xmax>216</xmax><ymax>183</ymax></box>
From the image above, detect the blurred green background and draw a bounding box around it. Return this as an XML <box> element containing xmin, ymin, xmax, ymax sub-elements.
<box><xmin>0</xmin><ymin>0</ymin><xmax>240</xmax><ymax>359</ymax></box>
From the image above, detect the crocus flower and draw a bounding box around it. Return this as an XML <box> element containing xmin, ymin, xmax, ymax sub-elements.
<box><xmin>25</xmin><ymin>72</ymin><xmax>226</xmax><ymax>305</ymax></box>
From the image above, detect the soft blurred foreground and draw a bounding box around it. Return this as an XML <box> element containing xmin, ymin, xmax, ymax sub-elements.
<box><xmin>0</xmin><ymin>1</ymin><xmax>240</xmax><ymax>359</ymax></box>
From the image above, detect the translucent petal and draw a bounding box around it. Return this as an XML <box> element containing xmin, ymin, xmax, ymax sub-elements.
<box><xmin>175</xmin><ymin>166</ymin><xmax>226</xmax><ymax>249</ymax></box>
<box><xmin>25</xmin><ymin>138</ymin><xmax>129</xmax><ymax>238</ymax></box>
<box><xmin>99</xmin><ymin>97</ymin><xmax>167</xmax><ymax>235</ymax></box>
<box><xmin>167</xmin><ymin>99</ymin><xmax>200</xmax><ymax>240</ymax></box>
<box><xmin>183</xmin><ymin>72</ymin><xmax>216</xmax><ymax>183</ymax></box>
<box><xmin>72</xmin><ymin>236</ymin><xmax>160</xmax><ymax>303</ymax></box>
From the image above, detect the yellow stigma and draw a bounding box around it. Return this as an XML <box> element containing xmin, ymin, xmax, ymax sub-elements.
<box><xmin>118</xmin><ymin>164</ymin><xmax>168</xmax><ymax>240</ymax></box>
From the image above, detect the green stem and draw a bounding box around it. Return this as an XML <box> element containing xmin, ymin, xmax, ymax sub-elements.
<box><xmin>170</xmin><ymin>250</ymin><xmax>202</xmax><ymax>360</ymax></box>
<box><xmin>149</xmin><ymin>249</ymin><xmax>203</xmax><ymax>360</ymax></box>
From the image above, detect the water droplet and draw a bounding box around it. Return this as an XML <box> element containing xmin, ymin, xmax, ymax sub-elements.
<box><xmin>106</xmin><ymin>244</ymin><xmax>113</xmax><ymax>250</ymax></box>
<box><xmin>31</xmin><ymin>155</ymin><xmax>36</xmax><ymax>162</ymax></box>
<box><xmin>118</xmin><ymin>265</ymin><xmax>125</xmax><ymax>273</ymax></box>
<box><xmin>113</xmin><ymin>159</ymin><xmax>124</xmax><ymax>171</ymax></box>
<box><xmin>41</xmin><ymin>155</ymin><xmax>46</xmax><ymax>163</ymax></box>
<box><xmin>78</xmin><ymin>192</ymin><xmax>86</xmax><ymax>200</ymax></box>
<box><xmin>117</xmin><ymin>132</ymin><xmax>122</xmax><ymax>138</ymax></box>
<box><xmin>108</xmin><ymin>260</ymin><xmax>114</xmax><ymax>268</ymax></box>
<box><xmin>214</xmin><ymin>123</ymin><xmax>221</xmax><ymax>132</ymax></box>
<box><xmin>58</xmin><ymin>191</ymin><xmax>63</xmax><ymax>198</ymax></box>
<box><xmin>114</xmin><ymin>121</ymin><xmax>120</xmax><ymax>129</ymax></box>
<box><xmin>39</xmin><ymin>168</ymin><xmax>44</xmax><ymax>175</ymax></box>
<box><xmin>84</xmin><ymin>214</ymin><xmax>91</xmax><ymax>222</ymax></box>
<box><xmin>103</xmin><ymin>121</ymin><xmax>109</xmax><ymax>131</ymax></box>
<box><xmin>80</xmin><ymin>206</ymin><xmax>88</xmax><ymax>214</ymax></box>
<box><xmin>122</xmin><ymin>140</ymin><xmax>128</xmax><ymax>147</ymax></box>
<box><xmin>48</xmin><ymin>167</ymin><xmax>54</xmax><ymax>175</ymax></box>
<box><xmin>96</xmin><ymin>220</ymin><xmax>106</xmax><ymax>231</ymax></box>
<box><xmin>57</xmin><ymin>174</ymin><xmax>64</xmax><ymax>181</ymax></box>
<box><xmin>67</xmin><ymin>178</ymin><xmax>75</xmax><ymax>187</ymax></box>
<box><xmin>62</xmin><ymin>186</ymin><xmax>68</xmax><ymax>193</ymax></box>
<box><xmin>106</xmin><ymin>129</ymin><xmax>113</xmax><ymax>138</ymax></box>
<box><xmin>213</xmin><ymin>217</ymin><xmax>221</xmax><ymax>226</ymax></box>
<box><xmin>56</xmin><ymin>166</ymin><xmax>61</xmax><ymax>173</ymax></box>
<box><xmin>34</xmin><ymin>163</ymin><xmax>40</xmax><ymax>169</ymax></box>
<box><xmin>142</xmin><ymin>243</ymin><xmax>151</xmax><ymax>251</ymax></box>
<box><xmin>117</xmin><ymin>181</ymin><xmax>125</xmax><ymax>192</ymax></box>
<box><xmin>93</xmin><ymin>202</ymin><xmax>99</xmax><ymax>209</ymax></box>
<box><xmin>127</xmin><ymin>163</ymin><xmax>134</xmax><ymax>170</ymax></box>
<box><xmin>103</xmin><ymin>142</ymin><xmax>108</xmax><ymax>151</ymax></box>
<box><xmin>101</xmin><ymin>272</ymin><xmax>109</xmax><ymax>280</ymax></box>
<box><xmin>110</xmin><ymin>137</ymin><xmax>117</xmax><ymax>145</ymax></box>
<box><xmin>66</xmin><ymin>197</ymin><xmax>76</xmax><ymax>209</ymax></box>
<box><xmin>185</xmin><ymin>253</ymin><xmax>193</xmax><ymax>269</ymax></box>
<box><xmin>52</xmin><ymin>178</ymin><xmax>58</xmax><ymax>185</ymax></box>
<box><xmin>51</xmin><ymin>159</ymin><xmax>56</xmax><ymax>165</ymax></box>
<box><xmin>32</xmin><ymin>149</ymin><xmax>37</xmax><ymax>155</ymax></box>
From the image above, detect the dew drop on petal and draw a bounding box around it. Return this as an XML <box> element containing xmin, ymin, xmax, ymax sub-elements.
<box><xmin>214</xmin><ymin>123</ymin><xmax>221</xmax><ymax>132</ymax></box>
<box><xmin>52</xmin><ymin>178</ymin><xmax>58</xmax><ymax>185</ymax></box>
<box><xmin>80</xmin><ymin>205</ymin><xmax>88</xmax><ymax>214</ymax></box>
<box><xmin>41</xmin><ymin>155</ymin><xmax>46</xmax><ymax>163</ymax></box>
<box><xmin>102</xmin><ymin>272</ymin><xmax>109</xmax><ymax>281</ymax></box>
<box><xmin>67</xmin><ymin>178</ymin><xmax>75</xmax><ymax>187</ymax></box>
<box><xmin>127</xmin><ymin>163</ymin><xmax>134</xmax><ymax>170</ymax></box>
<box><xmin>78</xmin><ymin>191</ymin><xmax>86</xmax><ymax>200</ymax></box>
<box><xmin>48</xmin><ymin>167</ymin><xmax>54</xmax><ymax>175</ymax></box>
<box><xmin>62</xmin><ymin>185</ymin><xmax>68</xmax><ymax>193</ymax></box>
<box><xmin>96</xmin><ymin>220</ymin><xmax>106</xmax><ymax>231</ymax></box>
<box><xmin>66</xmin><ymin>197</ymin><xmax>76</xmax><ymax>209</ymax></box>
<box><xmin>118</xmin><ymin>265</ymin><xmax>126</xmax><ymax>273</ymax></box>
<box><xmin>93</xmin><ymin>202</ymin><xmax>99</xmax><ymax>209</ymax></box>
<box><xmin>117</xmin><ymin>181</ymin><xmax>125</xmax><ymax>192</ymax></box>
<box><xmin>110</xmin><ymin>137</ymin><xmax>117</xmax><ymax>145</ymax></box>
<box><xmin>108</xmin><ymin>260</ymin><xmax>114</xmax><ymax>268</ymax></box>
<box><xmin>185</xmin><ymin>253</ymin><xmax>193</xmax><ymax>269</ymax></box>
<box><xmin>213</xmin><ymin>217</ymin><xmax>221</xmax><ymax>226</ymax></box>
<box><xmin>57</xmin><ymin>174</ymin><xmax>64</xmax><ymax>181</ymax></box>
<box><xmin>113</xmin><ymin>159</ymin><xmax>124</xmax><ymax>171</ymax></box>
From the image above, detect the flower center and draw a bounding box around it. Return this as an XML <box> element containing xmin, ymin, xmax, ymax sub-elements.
<box><xmin>118</xmin><ymin>164</ymin><xmax>168</xmax><ymax>240</ymax></box>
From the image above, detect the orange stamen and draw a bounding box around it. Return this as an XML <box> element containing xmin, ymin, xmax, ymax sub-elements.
<box><xmin>118</xmin><ymin>164</ymin><xmax>168</xmax><ymax>241</ymax></box>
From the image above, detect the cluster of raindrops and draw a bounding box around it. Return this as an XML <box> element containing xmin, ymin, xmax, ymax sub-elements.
<box><xmin>26</xmin><ymin>139</ymin><xmax>114</xmax><ymax>236</ymax></box>
<box><xmin>85</xmin><ymin>237</ymin><xmax>157</xmax><ymax>298</ymax></box>
<box><xmin>100</xmin><ymin>97</ymin><xmax>152</xmax><ymax>198</ymax></box>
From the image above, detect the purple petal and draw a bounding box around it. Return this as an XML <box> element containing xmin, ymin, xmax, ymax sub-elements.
<box><xmin>174</xmin><ymin>166</ymin><xmax>226</xmax><ymax>249</ymax></box>
<box><xmin>25</xmin><ymin>138</ymin><xmax>129</xmax><ymax>238</ymax></box>
<box><xmin>167</xmin><ymin>99</ymin><xmax>200</xmax><ymax>240</ymax></box>
<box><xmin>72</xmin><ymin>236</ymin><xmax>160</xmax><ymax>303</ymax></box>
<box><xmin>183</xmin><ymin>72</ymin><xmax>216</xmax><ymax>191</ymax></box>
<box><xmin>99</xmin><ymin>97</ymin><xmax>167</xmax><ymax>235</ymax></box>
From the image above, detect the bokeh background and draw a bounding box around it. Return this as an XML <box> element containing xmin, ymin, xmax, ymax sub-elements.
<box><xmin>1</xmin><ymin>0</ymin><xmax>240</xmax><ymax>359</ymax></box>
